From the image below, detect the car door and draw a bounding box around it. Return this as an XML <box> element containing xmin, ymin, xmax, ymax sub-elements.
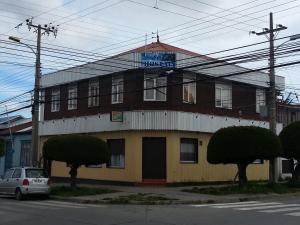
<box><xmin>10</xmin><ymin>168</ymin><xmax>22</xmax><ymax>194</ymax></box>
<box><xmin>0</xmin><ymin>169</ymin><xmax>14</xmax><ymax>193</ymax></box>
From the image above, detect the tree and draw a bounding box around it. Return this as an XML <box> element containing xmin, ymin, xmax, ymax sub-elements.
<box><xmin>207</xmin><ymin>126</ymin><xmax>282</xmax><ymax>187</ymax></box>
<box><xmin>279</xmin><ymin>121</ymin><xmax>300</xmax><ymax>182</ymax></box>
<box><xmin>43</xmin><ymin>135</ymin><xmax>110</xmax><ymax>188</ymax></box>
<box><xmin>0</xmin><ymin>138</ymin><xmax>4</xmax><ymax>157</ymax></box>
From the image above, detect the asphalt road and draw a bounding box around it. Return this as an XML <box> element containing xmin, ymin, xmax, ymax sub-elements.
<box><xmin>0</xmin><ymin>195</ymin><xmax>300</xmax><ymax>225</ymax></box>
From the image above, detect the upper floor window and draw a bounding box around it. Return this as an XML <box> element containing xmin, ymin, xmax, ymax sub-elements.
<box><xmin>215</xmin><ymin>83</ymin><xmax>232</xmax><ymax>109</ymax></box>
<box><xmin>144</xmin><ymin>74</ymin><xmax>167</xmax><ymax>101</ymax></box>
<box><xmin>68</xmin><ymin>84</ymin><xmax>77</xmax><ymax>110</ymax></box>
<box><xmin>88</xmin><ymin>79</ymin><xmax>99</xmax><ymax>107</ymax></box>
<box><xmin>51</xmin><ymin>88</ymin><xmax>60</xmax><ymax>112</ymax></box>
<box><xmin>183</xmin><ymin>74</ymin><xmax>196</xmax><ymax>104</ymax></box>
<box><xmin>256</xmin><ymin>88</ymin><xmax>266</xmax><ymax>113</ymax></box>
<box><xmin>112</xmin><ymin>76</ymin><xmax>123</xmax><ymax>104</ymax></box>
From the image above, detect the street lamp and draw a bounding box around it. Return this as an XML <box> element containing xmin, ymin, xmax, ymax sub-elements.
<box><xmin>9</xmin><ymin>36</ymin><xmax>36</xmax><ymax>55</ymax></box>
<box><xmin>8</xmin><ymin>35</ymin><xmax>41</xmax><ymax>167</ymax></box>
<box><xmin>275</xmin><ymin>34</ymin><xmax>300</xmax><ymax>51</ymax></box>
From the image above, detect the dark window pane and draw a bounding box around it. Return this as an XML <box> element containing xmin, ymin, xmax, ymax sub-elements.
<box><xmin>180</xmin><ymin>138</ymin><xmax>198</xmax><ymax>163</ymax></box>
<box><xmin>107</xmin><ymin>139</ymin><xmax>125</xmax><ymax>168</ymax></box>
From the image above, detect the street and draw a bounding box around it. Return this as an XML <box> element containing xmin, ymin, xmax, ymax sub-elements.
<box><xmin>0</xmin><ymin>196</ymin><xmax>300</xmax><ymax>225</ymax></box>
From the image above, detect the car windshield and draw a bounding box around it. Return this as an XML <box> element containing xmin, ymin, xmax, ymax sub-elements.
<box><xmin>25</xmin><ymin>169</ymin><xmax>48</xmax><ymax>178</ymax></box>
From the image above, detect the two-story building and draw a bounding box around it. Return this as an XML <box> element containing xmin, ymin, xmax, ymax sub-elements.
<box><xmin>39</xmin><ymin>41</ymin><xmax>284</xmax><ymax>184</ymax></box>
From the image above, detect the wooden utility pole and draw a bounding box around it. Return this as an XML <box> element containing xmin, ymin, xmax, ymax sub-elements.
<box><xmin>251</xmin><ymin>12</ymin><xmax>287</xmax><ymax>184</ymax></box>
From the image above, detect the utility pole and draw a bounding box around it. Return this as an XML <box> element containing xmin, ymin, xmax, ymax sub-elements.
<box><xmin>251</xmin><ymin>12</ymin><xmax>287</xmax><ymax>184</ymax></box>
<box><xmin>20</xmin><ymin>18</ymin><xmax>58</xmax><ymax>167</ymax></box>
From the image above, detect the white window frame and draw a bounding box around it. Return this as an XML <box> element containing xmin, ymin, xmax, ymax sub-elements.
<box><xmin>183</xmin><ymin>74</ymin><xmax>196</xmax><ymax>104</ymax></box>
<box><xmin>256</xmin><ymin>88</ymin><xmax>266</xmax><ymax>113</ymax></box>
<box><xmin>112</xmin><ymin>76</ymin><xmax>123</xmax><ymax>104</ymax></box>
<box><xmin>67</xmin><ymin>84</ymin><xmax>77</xmax><ymax>110</ymax></box>
<box><xmin>215</xmin><ymin>83</ymin><xmax>232</xmax><ymax>109</ymax></box>
<box><xmin>51</xmin><ymin>88</ymin><xmax>60</xmax><ymax>112</ymax></box>
<box><xmin>88</xmin><ymin>79</ymin><xmax>99</xmax><ymax>107</ymax></box>
<box><xmin>143</xmin><ymin>74</ymin><xmax>167</xmax><ymax>101</ymax></box>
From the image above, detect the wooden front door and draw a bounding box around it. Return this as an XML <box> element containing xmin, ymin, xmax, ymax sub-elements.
<box><xmin>142</xmin><ymin>137</ymin><xmax>166</xmax><ymax>180</ymax></box>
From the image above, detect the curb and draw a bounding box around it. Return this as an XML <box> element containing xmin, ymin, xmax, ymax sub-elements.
<box><xmin>50</xmin><ymin>192</ymin><xmax>300</xmax><ymax>205</ymax></box>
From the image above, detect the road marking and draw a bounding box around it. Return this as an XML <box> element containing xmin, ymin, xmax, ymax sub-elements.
<box><xmin>46</xmin><ymin>200</ymin><xmax>105</xmax><ymax>208</ymax></box>
<box><xmin>26</xmin><ymin>201</ymin><xmax>86</xmax><ymax>209</ymax></box>
<box><xmin>285</xmin><ymin>212</ymin><xmax>300</xmax><ymax>217</ymax></box>
<box><xmin>237</xmin><ymin>204</ymin><xmax>300</xmax><ymax>210</ymax></box>
<box><xmin>261</xmin><ymin>207</ymin><xmax>300</xmax><ymax>213</ymax></box>
<box><xmin>4</xmin><ymin>201</ymin><xmax>58</xmax><ymax>210</ymax></box>
<box><xmin>190</xmin><ymin>201</ymin><xmax>259</xmax><ymax>207</ymax></box>
<box><xmin>213</xmin><ymin>202</ymin><xmax>281</xmax><ymax>209</ymax></box>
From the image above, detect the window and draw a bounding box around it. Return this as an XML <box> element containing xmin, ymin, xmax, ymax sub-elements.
<box><xmin>88</xmin><ymin>79</ymin><xmax>99</xmax><ymax>107</ymax></box>
<box><xmin>12</xmin><ymin>169</ymin><xmax>22</xmax><ymax>178</ymax></box>
<box><xmin>107</xmin><ymin>139</ymin><xmax>125</xmax><ymax>168</ymax></box>
<box><xmin>112</xmin><ymin>76</ymin><xmax>123</xmax><ymax>104</ymax></box>
<box><xmin>144</xmin><ymin>74</ymin><xmax>167</xmax><ymax>101</ymax></box>
<box><xmin>20</xmin><ymin>141</ymin><xmax>31</xmax><ymax>166</ymax></box>
<box><xmin>180</xmin><ymin>138</ymin><xmax>198</xmax><ymax>163</ymax></box>
<box><xmin>51</xmin><ymin>88</ymin><xmax>60</xmax><ymax>112</ymax></box>
<box><xmin>256</xmin><ymin>88</ymin><xmax>266</xmax><ymax>113</ymax></box>
<box><xmin>183</xmin><ymin>75</ymin><xmax>196</xmax><ymax>104</ymax></box>
<box><xmin>215</xmin><ymin>83</ymin><xmax>232</xmax><ymax>109</ymax></box>
<box><xmin>68</xmin><ymin>84</ymin><xmax>77</xmax><ymax>110</ymax></box>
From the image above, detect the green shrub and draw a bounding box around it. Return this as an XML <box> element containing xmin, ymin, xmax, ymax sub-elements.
<box><xmin>207</xmin><ymin>126</ymin><xmax>282</xmax><ymax>187</ymax></box>
<box><xmin>280</xmin><ymin>121</ymin><xmax>300</xmax><ymax>182</ymax></box>
<box><xmin>43</xmin><ymin>135</ymin><xmax>110</xmax><ymax>188</ymax></box>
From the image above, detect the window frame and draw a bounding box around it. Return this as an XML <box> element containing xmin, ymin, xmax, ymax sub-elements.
<box><xmin>20</xmin><ymin>140</ymin><xmax>32</xmax><ymax>167</ymax></box>
<box><xmin>88</xmin><ymin>79</ymin><xmax>100</xmax><ymax>107</ymax></box>
<box><xmin>51</xmin><ymin>88</ymin><xmax>60</xmax><ymax>112</ymax></box>
<box><xmin>215</xmin><ymin>83</ymin><xmax>232</xmax><ymax>109</ymax></box>
<box><xmin>256</xmin><ymin>88</ymin><xmax>266</xmax><ymax>113</ymax></box>
<box><xmin>182</xmin><ymin>74</ymin><xmax>196</xmax><ymax>104</ymax></box>
<box><xmin>180</xmin><ymin>138</ymin><xmax>198</xmax><ymax>164</ymax></box>
<box><xmin>107</xmin><ymin>139</ymin><xmax>125</xmax><ymax>169</ymax></box>
<box><xmin>111</xmin><ymin>76</ymin><xmax>123</xmax><ymax>104</ymax></box>
<box><xmin>67</xmin><ymin>84</ymin><xmax>78</xmax><ymax>110</ymax></box>
<box><xmin>143</xmin><ymin>74</ymin><xmax>167</xmax><ymax>102</ymax></box>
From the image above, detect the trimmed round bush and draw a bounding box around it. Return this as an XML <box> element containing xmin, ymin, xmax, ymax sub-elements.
<box><xmin>43</xmin><ymin>135</ymin><xmax>110</xmax><ymax>187</ymax></box>
<box><xmin>208</xmin><ymin>126</ymin><xmax>282</xmax><ymax>164</ymax></box>
<box><xmin>207</xmin><ymin>126</ymin><xmax>282</xmax><ymax>186</ymax></box>
<box><xmin>279</xmin><ymin>121</ymin><xmax>300</xmax><ymax>159</ymax></box>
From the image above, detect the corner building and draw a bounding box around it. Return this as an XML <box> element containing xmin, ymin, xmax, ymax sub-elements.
<box><xmin>39</xmin><ymin>41</ymin><xmax>284</xmax><ymax>184</ymax></box>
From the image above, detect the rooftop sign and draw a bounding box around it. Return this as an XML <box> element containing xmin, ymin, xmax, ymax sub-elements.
<box><xmin>141</xmin><ymin>52</ymin><xmax>176</xmax><ymax>68</ymax></box>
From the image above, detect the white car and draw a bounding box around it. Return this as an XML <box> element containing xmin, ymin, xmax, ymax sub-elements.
<box><xmin>0</xmin><ymin>167</ymin><xmax>50</xmax><ymax>200</ymax></box>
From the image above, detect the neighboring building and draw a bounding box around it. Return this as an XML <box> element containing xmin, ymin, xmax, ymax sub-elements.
<box><xmin>0</xmin><ymin>116</ymin><xmax>32</xmax><ymax>176</ymax></box>
<box><xmin>277</xmin><ymin>103</ymin><xmax>300</xmax><ymax>178</ymax></box>
<box><xmin>39</xmin><ymin>41</ymin><xmax>285</xmax><ymax>184</ymax></box>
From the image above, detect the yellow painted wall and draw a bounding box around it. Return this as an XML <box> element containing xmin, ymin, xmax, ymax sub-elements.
<box><xmin>40</xmin><ymin>130</ymin><xmax>269</xmax><ymax>183</ymax></box>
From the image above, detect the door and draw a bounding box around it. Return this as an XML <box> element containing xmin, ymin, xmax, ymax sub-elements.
<box><xmin>4</xmin><ymin>141</ymin><xmax>13</xmax><ymax>172</ymax></box>
<box><xmin>142</xmin><ymin>137</ymin><xmax>166</xmax><ymax>180</ymax></box>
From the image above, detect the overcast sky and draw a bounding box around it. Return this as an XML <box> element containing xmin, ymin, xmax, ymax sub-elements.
<box><xmin>1</xmin><ymin>0</ymin><xmax>300</xmax><ymax>117</ymax></box>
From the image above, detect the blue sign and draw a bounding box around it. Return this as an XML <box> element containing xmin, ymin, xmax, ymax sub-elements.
<box><xmin>141</xmin><ymin>52</ymin><xmax>176</xmax><ymax>68</ymax></box>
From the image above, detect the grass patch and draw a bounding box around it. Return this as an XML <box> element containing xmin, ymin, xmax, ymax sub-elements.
<box><xmin>182</xmin><ymin>182</ymin><xmax>300</xmax><ymax>195</ymax></box>
<box><xmin>50</xmin><ymin>186</ymin><xmax>117</xmax><ymax>197</ymax></box>
<box><xmin>103</xmin><ymin>193</ymin><xmax>177</xmax><ymax>204</ymax></box>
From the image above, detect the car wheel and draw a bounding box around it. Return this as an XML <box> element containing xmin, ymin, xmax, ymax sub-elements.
<box><xmin>15</xmin><ymin>189</ymin><xmax>23</xmax><ymax>201</ymax></box>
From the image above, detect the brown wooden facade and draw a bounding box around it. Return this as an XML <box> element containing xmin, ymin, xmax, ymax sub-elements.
<box><xmin>43</xmin><ymin>69</ymin><xmax>267</xmax><ymax>121</ymax></box>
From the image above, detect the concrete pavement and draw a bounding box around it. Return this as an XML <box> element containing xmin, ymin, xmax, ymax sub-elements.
<box><xmin>1</xmin><ymin>196</ymin><xmax>300</xmax><ymax>225</ymax></box>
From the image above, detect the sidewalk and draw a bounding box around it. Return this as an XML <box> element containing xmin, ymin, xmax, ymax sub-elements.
<box><xmin>51</xmin><ymin>183</ymin><xmax>300</xmax><ymax>205</ymax></box>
